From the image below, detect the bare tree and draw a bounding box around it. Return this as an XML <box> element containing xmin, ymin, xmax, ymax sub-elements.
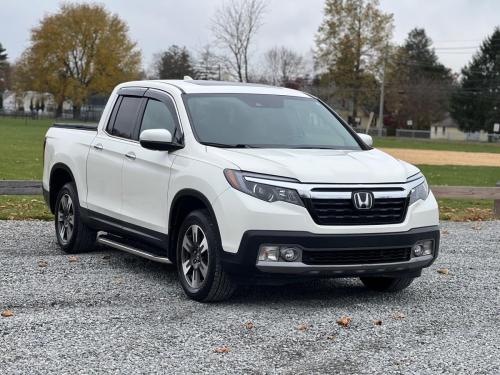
<box><xmin>211</xmin><ymin>0</ymin><xmax>266</xmax><ymax>82</ymax></box>
<box><xmin>264</xmin><ymin>47</ymin><xmax>305</xmax><ymax>86</ymax></box>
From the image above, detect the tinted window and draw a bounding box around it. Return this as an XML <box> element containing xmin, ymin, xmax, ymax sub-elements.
<box><xmin>184</xmin><ymin>94</ymin><xmax>362</xmax><ymax>150</ymax></box>
<box><xmin>140</xmin><ymin>99</ymin><xmax>178</xmax><ymax>136</ymax></box>
<box><xmin>111</xmin><ymin>96</ymin><xmax>142</xmax><ymax>139</ymax></box>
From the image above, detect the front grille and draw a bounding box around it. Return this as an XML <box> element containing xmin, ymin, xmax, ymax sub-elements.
<box><xmin>302</xmin><ymin>247</ymin><xmax>411</xmax><ymax>265</ymax></box>
<box><xmin>305</xmin><ymin>197</ymin><xmax>409</xmax><ymax>225</ymax></box>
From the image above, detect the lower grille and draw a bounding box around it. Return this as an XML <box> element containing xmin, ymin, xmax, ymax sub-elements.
<box><xmin>302</xmin><ymin>247</ymin><xmax>411</xmax><ymax>265</ymax></box>
<box><xmin>305</xmin><ymin>197</ymin><xmax>409</xmax><ymax>226</ymax></box>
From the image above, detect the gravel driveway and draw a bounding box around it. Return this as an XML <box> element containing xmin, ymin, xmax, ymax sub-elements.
<box><xmin>1</xmin><ymin>220</ymin><xmax>499</xmax><ymax>374</ymax></box>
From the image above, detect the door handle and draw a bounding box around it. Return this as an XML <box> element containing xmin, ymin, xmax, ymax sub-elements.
<box><xmin>93</xmin><ymin>143</ymin><xmax>103</xmax><ymax>150</ymax></box>
<box><xmin>125</xmin><ymin>152</ymin><xmax>136</xmax><ymax>160</ymax></box>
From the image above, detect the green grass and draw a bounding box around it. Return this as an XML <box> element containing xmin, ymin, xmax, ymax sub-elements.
<box><xmin>374</xmin><ymin>136</ymin><xmax>500</xmax><ymax>154</ymax></box>
<box><xmin>0</xmin><ymin>195</ymin><xmax>52</xmax><ymax>220</ymax></box>
<box><xmin>0</xmin><ymin>117</ymin><xmax>54</xmax><ymax>180</ymax></box>
<box><xmin>418</xmin><ymin>165</ymin><xmax>500</xmax><ymax>187</ymax></box>
<box><xmin>0</xmin><ymin>118</ymin><xmax>498</xmax><ymax>222</ymax></box>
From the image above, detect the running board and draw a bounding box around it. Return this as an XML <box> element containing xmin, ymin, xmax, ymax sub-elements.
<box><xmin>96</xmin><ymin>234</ymin><xmax>172</xmax><ymax>264</ymax></box>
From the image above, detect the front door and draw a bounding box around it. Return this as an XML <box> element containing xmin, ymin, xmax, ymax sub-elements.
<box><xmin>121</xmin><ymin>90</ymin><xmax>182</xmax><ymax>245</ymax></box>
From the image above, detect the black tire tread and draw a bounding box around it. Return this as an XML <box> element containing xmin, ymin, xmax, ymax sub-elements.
<box><xmin>177</xmin><ymin>209</ymin><xmax>236</xmax><ymax>302</ymax></box>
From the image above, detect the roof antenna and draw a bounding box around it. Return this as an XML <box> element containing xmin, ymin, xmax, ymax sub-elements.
<box><xmin>183</xmin><ymin>76</ymin><xmax>194</xmax><ymax>80</ymax></box>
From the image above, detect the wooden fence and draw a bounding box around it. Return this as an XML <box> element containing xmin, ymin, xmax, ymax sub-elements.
<box><xmin>1</xmin><ymin>180</ymin><xmax>499</xmax><ymax>218</ymax></box>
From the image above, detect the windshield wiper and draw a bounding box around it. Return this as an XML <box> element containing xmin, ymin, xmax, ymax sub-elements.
<box><xmin>201</xmin><ymin>142</ymin><xmax>255</xmax><ymax>148</ymax></box>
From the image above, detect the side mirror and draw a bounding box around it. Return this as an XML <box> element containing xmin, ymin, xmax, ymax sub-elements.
<box><xmin>139</xmin><ymin>129</ymin><xmax>181</xmax><ymax>151</ymax></box>
<box><xmin>357</xmin><ymin>133</ymin><xmax>373</xmax><ymax>147</ymax></box>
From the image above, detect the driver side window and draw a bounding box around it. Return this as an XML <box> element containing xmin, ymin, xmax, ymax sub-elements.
<box><xmin>140</xmin><ymin>98</ymin><xmax>178</xmax><ymax>139</ymax></box>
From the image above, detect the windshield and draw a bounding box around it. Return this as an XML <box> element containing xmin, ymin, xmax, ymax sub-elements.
<box><xmin>183</xmin><ymin>94</ymin><xmax>363</xmax><ymax>150</ymax></box>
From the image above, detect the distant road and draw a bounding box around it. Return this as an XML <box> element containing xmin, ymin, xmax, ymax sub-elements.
<box><xmin>381</xmin><ymin>148</ymin><xmax>500</xmax><ymax>167</ymax></box>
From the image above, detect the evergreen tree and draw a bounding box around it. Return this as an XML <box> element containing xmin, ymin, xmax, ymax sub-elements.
<box><xmin>156</xmin><ymin>45</ymin><xmax>196</xmax><ymax>79</ymax></box>
<box><xmin>385</xmin><ymin>28</ymin><xmax>454</xmax><ymax>129</ymax></box>
<box><xmin>451</xmin><ymin>28</ymin><xmax>500</xmax><ymax>132</ymax></box>
<box><xmin>0</xmin><ymin>42</ymin><xmax>8</xmax><ymax>109</ymax></box>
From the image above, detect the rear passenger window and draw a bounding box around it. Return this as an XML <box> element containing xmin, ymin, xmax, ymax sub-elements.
<box><xmin>111</xmin><ymin>96</ymin><xmax>142</xmax><ymax>139</ymax></box>
<box><xmin>140</xmin><ymin>99</ymin><xmax>178</xmax><ymax>137</ymax></box>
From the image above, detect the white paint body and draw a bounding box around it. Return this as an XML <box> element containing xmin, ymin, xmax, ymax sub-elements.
<box><xmin>43</xmin><ymin>80</ymin><xmax>439</xmax><ymax>255</ymax></box>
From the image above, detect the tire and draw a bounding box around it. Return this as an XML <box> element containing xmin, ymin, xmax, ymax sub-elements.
<box><xmin>54</xmin><ymin>182</ymin><xmax>96</xmax><ymax>254</ymax></box>
<box><xmin>360</xmin><ymin>276</ymin><xmax>415</xmax><ymax>292</ymax></box>
<box><xmin>176</xmin><ymin>209</ymin><xmax>236</xmax><ymax>302</ymax></box>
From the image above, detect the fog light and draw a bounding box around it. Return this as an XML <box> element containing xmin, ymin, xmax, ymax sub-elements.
<box><xmin>258</xmin><ymin>245</ymin><xmax>279</xmax><ymax>261</ymax></box>
<box><xmin>412</xmin><ymin>244</ymin><xmax>424</xmax><ymax>257</ymax></box>
<box><xmin>412</xmin><ymin>240</ymin><xmax>433</xmax><ymax>257</ymax></box>
<box><xmin>280</xmin><ymin>247</ymin><xmax>300</xmax><ymax>262</ymax></box>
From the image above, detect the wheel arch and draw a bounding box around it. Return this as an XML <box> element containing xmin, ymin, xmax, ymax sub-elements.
<box><xmin>168</xmin><ymin>189</ymin><xmax>221</xmax><ymax>261</ymax></box>
<box><xmin>48</xmin><ymin>163</ymin><xmax>76</xmax><ymax>214</ymax></box>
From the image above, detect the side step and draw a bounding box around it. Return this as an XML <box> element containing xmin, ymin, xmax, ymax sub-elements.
<box><xmin>96</xmin><ymin>234</ymin><xmax>172</xmax><ymax>264</ymax></box>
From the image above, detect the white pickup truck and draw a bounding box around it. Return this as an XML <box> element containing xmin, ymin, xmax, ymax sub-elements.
<box><xmin>43</xmin><ymin>79</ymin><xmax>439</xmax><ymax>302</ymax></box>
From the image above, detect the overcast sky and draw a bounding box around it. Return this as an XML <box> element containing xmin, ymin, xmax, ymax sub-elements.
<box><xmin>1</xmin><ymin>0</ymin><xmax>499</xmax><ymax>73</ymax></box>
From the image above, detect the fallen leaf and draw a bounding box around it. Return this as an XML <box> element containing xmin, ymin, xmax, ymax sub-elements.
<box><xmin>326</xmin><ymin>335</ymin><xmax>336</xmax><ymax>340</ymax></box>
<box><xmin>1</xmin><ymin>309</ymin><xmax>14</xmax><ymax>318</ymax></box>
<box><xmin>393</xmin><ymin>312</ymin><xmax>405</xmax><ymax>320</ymax></box>
<box><xmin>68</xmin><ymin>256</ymin><xmax>79</xmax><ymax>263</ymax></box>
<box><xmin>214</xmin><ymin>346</ymin><xmax>231</xmax><ymax>353</ymax></box>
<box><xmin>441</xmin><ymin>229</ymin><xmax>449</xmax><ymax>235</ymax></box>
<box><xmin>373</xmin><ymin>320</ymin><xmax>383</xmax><ymax>326</ymax></box>
<box><xmin>336</xmin><ymin>316</ymin><xmax>352</xmax><ymax>328</ymax></box>
<box><xmin>102</xmin><ymin>255</ymin><xmax>111</xmax><ymax>260</ymax></box>
<box><xmin>437</xmin><ymin>268</ymin><xmax>449</xmax><ymax>275</ymax></box>
<box><xmin>297</xmin><ymin>323</ymin><xmax>308</xmax><ymax>332</ymax></box>
<box><xmin>244</xmin><ymin>321</ymin><xmax>254</xmax><ymax>330</ymax></box>
<box><xmin>38</xmin><ymin>260</ymin><xmax>48</xmax><ymax>268</ymax></box>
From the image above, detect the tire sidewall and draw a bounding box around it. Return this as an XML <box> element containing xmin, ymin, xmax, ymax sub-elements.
<box><xmin>54</xmin><ymin>182</ymin><xmax>80</xmax><ymax>252</ymax></box>
<box><xmin>176</xmin><ymin>210</ymin><xmax>220</xmax><ymax>300</ymax></box>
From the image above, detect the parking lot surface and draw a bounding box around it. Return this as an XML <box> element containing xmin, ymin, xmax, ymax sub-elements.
<box><xmin>1</xmin><ymin>220</ymin><xmax>499</xmax><ymax>374</ymax></box>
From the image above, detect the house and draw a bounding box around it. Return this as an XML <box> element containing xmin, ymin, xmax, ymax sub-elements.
<box><xmin>431</xmin><ymin>114</ymin><xmax>489</xmax><ymax>142</ymax></box>
<box><xmin>1</xmin><ymin>90</ymin><xmax>72</xmax><ymax>114</ymax></box>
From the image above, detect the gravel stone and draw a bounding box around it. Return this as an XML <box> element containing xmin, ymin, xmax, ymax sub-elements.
<box><xmin>0</xmin><ymin>220</ymin><xmax>499</xmax><ymax>374</ymax></box>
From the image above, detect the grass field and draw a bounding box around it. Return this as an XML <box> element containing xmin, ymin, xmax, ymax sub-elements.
<box><xmin>374</xmin><ymin>136</ymin><xmax>500</xmax><ymax>154</ymax></box>
<box><xmin>0</xmin><ymin>117</ymin><xmax>53</xmax><ymax>179</ymax></box>
<box><xmin>0</xmin><ymin>117</ymin><xmax>498</xmax><ymax>221</ymax></box>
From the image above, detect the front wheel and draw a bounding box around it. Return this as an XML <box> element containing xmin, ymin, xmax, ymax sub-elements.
<box><xmin>54</xmin><ymin>182</ymin><xmax>96</xmax><ymax>254</ymax></box>
<box><xmin>360</xmin><ymin>276</ymin><xmax>415</xmax><ymax>292</ymax></box>
<box><xmin>176</xmin><ymin>209</ymin><xmax>236</xmax><ymax>302</ymax></box>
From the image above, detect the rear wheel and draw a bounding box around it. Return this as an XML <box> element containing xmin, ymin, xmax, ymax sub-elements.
<box><xmin>54</xmin><ymin>182</ymin><xmax>96</xmax><ymax>254</ymax></box>
<box><xmin>360</xmin><ymin>276</ymin><xmax>415</xmax><ymax>292</ymax></box>
<box><xmin>176</xmin><ymin>209</ymin><xmax>236</xmax><ymax>302</ymax></box>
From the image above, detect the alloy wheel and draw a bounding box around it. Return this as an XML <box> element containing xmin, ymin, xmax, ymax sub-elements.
<box><xmin>181</xmin><ymin>224</ymin><xmax>210</xmax><ymax>289</ymax></box>
<box><xmin>57</xmin><ymin>193</ymin><xmax>75</xmax><ymax>245</ymax></box>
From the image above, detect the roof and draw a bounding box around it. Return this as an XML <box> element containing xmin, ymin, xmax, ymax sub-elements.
<box><xmin>432</xmin><ymin>114</ymin><xmax>459</xmax><ymax>128</ymax></box>
<box><xmin>117</xmin><ymin>79</ymin><xmax>309</xmax><ymax>97</ymax></box>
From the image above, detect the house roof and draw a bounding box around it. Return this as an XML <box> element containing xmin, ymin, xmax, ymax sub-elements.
<box><xmin>432</xmin><ymin>114</ymin><xmax>459</xmax><ymax>128</ymax></box>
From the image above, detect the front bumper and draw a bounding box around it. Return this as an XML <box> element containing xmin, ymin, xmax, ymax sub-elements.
<box><xmin>221</xmin><ymin>226</ymin><xmax>439</xmax><ymax>281</ymax></box>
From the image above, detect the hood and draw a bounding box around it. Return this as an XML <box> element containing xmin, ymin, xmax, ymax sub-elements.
<box><xmin>208</xmin><ymin>147</ymin><xmax>419</xmax><ymax>184</ymax></box>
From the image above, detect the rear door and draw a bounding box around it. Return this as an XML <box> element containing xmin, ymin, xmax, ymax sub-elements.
<box><xmin>121</xmin><ymin>89</ymin><xmax>182</xmax><ymax>244</ymax></box>
<box><xmin>86</xmin><ymin>89</ymin><xmax>144</xmax><ymax>220</ymax></box>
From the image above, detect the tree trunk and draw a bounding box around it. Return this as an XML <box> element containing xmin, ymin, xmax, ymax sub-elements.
<box><xmin>55</xmin><ymin>102</ymin><xmax>63</xmax><ymax>118</ymax></box>
<box><xmin>72</xmin><ymin>105</ymin><xmax>81</xmax><ymax>120</ymax></box>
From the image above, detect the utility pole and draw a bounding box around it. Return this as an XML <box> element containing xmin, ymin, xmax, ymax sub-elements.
<box><xmin>377</xmin><ymin>44</ymin><xmax>388</xmax><ymax>137</ymax></box>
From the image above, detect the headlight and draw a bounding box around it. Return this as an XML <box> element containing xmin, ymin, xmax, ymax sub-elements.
<box><xmin>409</xmin><ymin>178</ymin><xmax>429</xmax><ymax>205</ymax></box>
<box><xmin>224</xmin><ymin>169</ymin><xmax>304</xmax><ymax>206</ymax></box>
